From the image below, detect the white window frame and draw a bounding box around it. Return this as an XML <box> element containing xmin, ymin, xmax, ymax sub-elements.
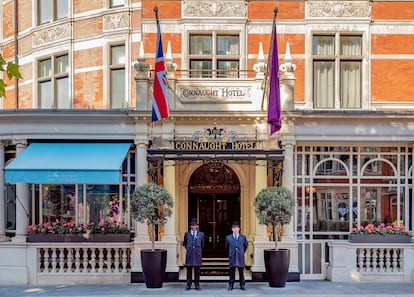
<box><xmin>183</xmin><ymin>24</ymin><xmax>247</xmax><ymax>79</ymax></box>
<box><xmin>304</xmin><ymin>26</ymin><xmax>370</xmax><ymax>110</ymax></box>
<box><xmin>37</xmin><ymin>53</ymin><xmax>70</xmax><ymax>109</ymax></box>
<box><xmin>109</xmin><ymin>43</ymin><xmax>126</xmax><ymax>109</ymax></box>
<box><xmin>37</xmin><ymin>0</ymin><xmax>70</xmax><ymax>25</ymax></box>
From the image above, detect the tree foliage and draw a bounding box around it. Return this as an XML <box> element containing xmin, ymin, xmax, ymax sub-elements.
<box><xmin>254</xmin><ymin>186</ymin><xmax>295</xmax><ymax>250</ymax></box>
<box><xmin>0</xmin><ymin>53</ymin><xmax>22</xmax><ymax>98</ymax></box>
<box><xmin>131</xmin><ymin>183</ymin><xmax>173</xmax><ymax>250</ymax></box>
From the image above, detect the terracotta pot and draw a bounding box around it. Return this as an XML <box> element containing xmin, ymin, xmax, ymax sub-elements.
<box><xmin>27</xmin><ymin>233</ymin><xmax>131</xmax><ymax>242</ymax></box>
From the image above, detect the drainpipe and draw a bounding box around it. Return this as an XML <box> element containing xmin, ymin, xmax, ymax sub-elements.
<box><xmin>13</xmin><ymin>0</ymin><xmax>19</xmax><ymax>109</ymax></box>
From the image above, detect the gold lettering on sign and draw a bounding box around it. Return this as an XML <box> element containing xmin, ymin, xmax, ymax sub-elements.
<box><xmin>174</xmin><ymin>141</ymin><xmax>255</xmax><ymax>150</ymax></box>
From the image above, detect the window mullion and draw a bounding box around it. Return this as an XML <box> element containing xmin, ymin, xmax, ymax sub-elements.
<box><xmin>335</xmin><ymin>33</ymin><xmax>341</xmax><ymax>109</ymax></box>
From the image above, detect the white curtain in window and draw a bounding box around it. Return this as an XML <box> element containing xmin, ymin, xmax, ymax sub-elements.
<box><xmin>341</xmin><ymin>62</ymin><xmax>361</xmax><ymax>108</ymax></box>
<box><xmin>314</xmin><ymin>61</ymin><xmax>334</xmax><ymax>108</ymax></box>
<box><xmin>313</xmin><ymin>37</ymin><xmax>334</xmax><ymax>108</ymax></box>
<box><xmin>340</xmin><ymin>39</ymin><xmax>361</xmax><ymax>108</ymax></box>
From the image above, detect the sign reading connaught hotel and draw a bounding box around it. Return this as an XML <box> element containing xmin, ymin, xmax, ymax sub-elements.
<box><xmin>178</xmin><ymin>86</ymin><xmax>252</xmax><ymax>100</ymax></box>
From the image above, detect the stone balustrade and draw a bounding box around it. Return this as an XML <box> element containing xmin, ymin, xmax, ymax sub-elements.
<box><xmin>327</xmin><ymin>241</ymin><xmax>414</xmax><ymax>282</ymax></box>
<box><xmin>27</xmin><ymin>242</ymin><xmax>133</xmax><ymax>284</ymax></box>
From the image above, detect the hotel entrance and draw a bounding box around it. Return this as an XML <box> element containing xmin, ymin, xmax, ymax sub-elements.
<box><xmin>188</xmin><ymin>162</ymin><xmax>240</xmax><ymax>258</ymax></box>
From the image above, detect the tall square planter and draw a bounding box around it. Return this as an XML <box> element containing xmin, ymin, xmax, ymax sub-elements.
<box><xmin>349</xmin><ymin>234</ymin><xmax>411</xmax><ymax>243</ymax></box>
<box><xmin>27</xmin><ymin>233</ymin><xmax>131</xmax><ymax>243</ymax></box>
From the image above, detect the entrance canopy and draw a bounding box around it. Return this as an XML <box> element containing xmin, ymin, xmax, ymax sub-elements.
<box><xmin>147</xmin><ymin>148</ymin><xmax>284</xmax><ymax>161</ymax></box>
<box><xmin>5</xmin><ymin>143</ymin><xmax>131</xmax><ymax>184</ymax></box>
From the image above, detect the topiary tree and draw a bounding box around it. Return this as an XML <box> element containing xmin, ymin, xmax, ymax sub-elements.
<box><xmin>254</xmin><ymin>186</ymin><xmax>295</xmax><ymax>251</ymax></box>
<box><xmin>131</xmin><ymin>183</ymin><xmax>173</xmax><ymax>251</ymax></box>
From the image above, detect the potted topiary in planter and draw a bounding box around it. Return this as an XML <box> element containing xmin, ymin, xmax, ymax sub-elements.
<box><xmin>254</xmin><ymin>186</ymin><xmax>295</xmax><ymax>287</ymax></box>
<box><xmin>131</xmin><ymin>183</ymin><xmax>174</xmax><ymax>288</ymax></box>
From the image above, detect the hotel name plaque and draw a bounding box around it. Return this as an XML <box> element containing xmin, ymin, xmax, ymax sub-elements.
<box><xmin>174</xmin><ymin>141</ymin><xmax>256</xmax><ymax>150</ymax></box>
<box><xmin>179</xmin><ymin>86</ymin><xmax>250</xmax><ymax>100</ymax></box>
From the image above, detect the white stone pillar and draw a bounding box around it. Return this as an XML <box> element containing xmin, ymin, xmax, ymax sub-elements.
<box><xmin>254</xmin><ymin>160</ymin><xmax>269</xmax><ymax>242</ymax></box>
<box><xmin>0</xmin><ymin>143</ymin><xmax>6</xmax><ymax>241</ymax></box>
<box><xmin>159</xmin><ymin>160</ymin><xmax>179</xmax><ymax>275</ymax></box>
<box><xmin>251</xmin><ymin>160</ymin><xmax>273</xmax><ymax>274</ymax></box>
<box><xmin>162</xmin><ymin>160</ymin><xmax>176</xmax><ymax>241</ymax></box>
<box><xmin>134</xmin><ymin>140</ymin><xmax>150</xmax><ymax>242</ymax></box>
<box><xmin>280</xmin><ymin>135</ymin><xmax>299</xmax><ymax>278</ymax></box>
<box><xmin>281</xmin><ymin>139</ymin><xmax>295</xmax><ymax>241</ymax></box>
<box><xmin>13</xmin><ymin>142</ymin><xmax>29</xmax><ymax>243</ymax></box>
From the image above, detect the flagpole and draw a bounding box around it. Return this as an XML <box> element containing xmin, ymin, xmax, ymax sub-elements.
<box><xmin>154</xmin><ymin>5</ymin><xmax>159</xmax><ymax>23</ymax></box>
<box><xmin>260</xmin><ymin>7</ymin><xmax>279</xmax><ymax>110</ymax></box>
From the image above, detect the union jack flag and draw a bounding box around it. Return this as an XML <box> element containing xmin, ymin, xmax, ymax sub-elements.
<box><xmin>151</xmin><ymin>11</ymin><xmax>169</xmax><ymax>123</ymax></box>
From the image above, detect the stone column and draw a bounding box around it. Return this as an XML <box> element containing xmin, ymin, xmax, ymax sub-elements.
<box><xmin>131</xmin><ymin>138</ymin><xmax>153</xmax><ymax>281</ymax></box>
<box><xmin>0</xmin><ymin>143</ymin><xmax>6</xmax><ymax>241</ymax></box>
<box><xmin>134</xmin><ymin>140</ymin><xmax>150</xmax><ymax>242</ymax></box>
<box><xmin>13</xmin><ymin>142</ymin><xmax>29</xmax><ymax>243</ymax></box>
<box><xmin>254</xmin><ymin>160</ymin><xmax>269</xmax><ymax>241</ymax></box>
<box><xmin>281</xmin><ymin>138</ymin><xmax>295</xmax><ymax>240</ymax></box>
<box><xmin>251</xmin><ymin>160</ymin><xmax>273</xmax><ymax>275</ymax></box>
<box><xmin>280</xmin><ymin>134</ymin><xmax>300</xmax><ymax>280</ymax></box>
<box><xmin>159</xmin><ymin>160</ymin><xmax>179</xmax><ymax>277</ymax></box>
<box><xmin>161</xmin><ymin>160</ymin><xmax>176</xmax><ymax>241</ymax></box>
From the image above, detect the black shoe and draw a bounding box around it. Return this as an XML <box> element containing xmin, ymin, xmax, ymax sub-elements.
<box><xmin>228</xmin><ymin>286</ymin><xmax>233</xmax><ymax>291</ymax></box>
<box><xmin>195</xmin><ymin>286</ymin><xmax>201</xmax><ymax>291</ymax></box>
<box><xmin>240</xmin><ymin>286</ymin><xmax>246</xmax><ymax>290</ymax></box>
<box><xmin>185</xmin><ymin>286</ymin><xmax>191</xmax><ymax>291</ymax></box>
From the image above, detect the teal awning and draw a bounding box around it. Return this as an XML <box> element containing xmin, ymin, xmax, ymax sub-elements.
<box><xmin>5</xmin><ymin>143</ymin><xmax>131</xmax><ymax>184</ymax></box>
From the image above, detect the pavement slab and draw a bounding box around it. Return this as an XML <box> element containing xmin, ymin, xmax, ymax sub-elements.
<box><xmin>1</xmin><ymin>281</ymin><xmax>414</xmax><ymax>297</ymax></box>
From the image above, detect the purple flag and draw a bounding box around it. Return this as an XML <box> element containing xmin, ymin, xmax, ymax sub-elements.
<box><xmin>267</xmin><ymin>20</ymin><xmax>281</xmax><ymax>135</ymax></box>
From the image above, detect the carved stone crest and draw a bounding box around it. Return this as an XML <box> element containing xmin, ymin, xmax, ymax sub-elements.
<box><xmin>307</xmin><ymin>1</ymin><xmax>370</xmax><ymax>18</ymax></box>
<box><xmin>32</xmin><ymin>23</ymin><xmax>71</xmax><ymax>47</ymax></box>
<box><xmin>103</xmin><ymin>12</ymin><xmax>129</xmax><ymax>30</ymax></box>
<box><xmin>184</xmin><ymin>0</ymin><xmax>246</xmax><ymax>17</ymax></box>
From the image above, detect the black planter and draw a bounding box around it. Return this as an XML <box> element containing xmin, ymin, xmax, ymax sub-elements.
<box><xmin>264</xmin><ymin>249</ymin><xmax>290</xmax><ymax>287</ymax></box>
<box><xmin>141</xmin><ymin>249</ymin><xmax>167</xmax><ymax>288</ymax></box>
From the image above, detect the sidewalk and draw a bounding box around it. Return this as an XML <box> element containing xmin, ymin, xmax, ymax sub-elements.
<box><xmin>1</xmin><ymin>281</ymin><xmax>414</xmax><ymax>297</ymax></box>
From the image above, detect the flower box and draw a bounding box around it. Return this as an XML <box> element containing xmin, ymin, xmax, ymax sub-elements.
<box><xmin>349</xmin><ymin>234</ymin><xmax>411</xmax><ymax>243</ymax></box>
<box><xmin>27</xmin><ymin>233</ymin><xmax>131</xmax><ymax>243</ymax></box>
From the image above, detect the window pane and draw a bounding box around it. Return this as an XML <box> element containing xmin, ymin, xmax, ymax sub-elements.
<box><xmin>313</xmin><ymin>61</ymin><xmax>334</xmax><ymax>108</ymax></box>
<box><xmin>111</xmin><ymin>69</ymin><xmax>125</xmax><ymax>108</ymax></box>
<box><xmin>56</xmin><ymin>77</ymin><xmax>70</xmax><ymax>109</ymax></box>
<box><xmin>341</xmin><ymin>61</ymin><xmax>361</xmax><ymax>108</ymax></box>
<box><xmin>56</xmin><ymin>0</ymin><xmax>69</xmax><ymax>19</ymax></box>
<box><xmin>39</xmin><ymin>81</ymin><xmax>52</xmax><ymax>108</ymax></box>
<box><xmin>111</xmin><ymin>0</ymin><xmax>124</xmax><ymax>7</ymax></box>
<box><xmin>217</xmin><ymin>60</ymin><xmax>239</xmax><ymax>78</ymax></box>
<box><xmin>217</xmin><ymin>35</ymin><xmax>239</xmax><ymax>55</ymax></box>
<box><xmin>340</xmin><ymin>36</ymin><xmax>361</xmax><ymax>56</ymax></box>
<box><xmin>39</xmin><ymin>59</ymin><xmax>51</xmax><ymax>78</ymax></box>
<box><xmin>190</xmin><ymin>60</ymin><xmax>212</xmax><ymax>78</ymax></box>
<box><xmin>111</xmin><ymin>45</ymin><xmax>125</xmax><ymax>65</ymax></box>
<box><xmin>190</xmin><ymin>35</ymin><xmax>212</xmax><ymax>55</ymax></box>
<box><xmin>39</xmin><ymin>0</ymin><xmax>52</xmax><ymax>24</ymax></box>
<box><xmin>313</xmin><ymin>36</ymin><xmax>334</xmax><ymax>55</ymax></box>
<box><xmin>55</xmin><ymin>55</ymin><xmax>68</xmax><ymax>74</ymax></box>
